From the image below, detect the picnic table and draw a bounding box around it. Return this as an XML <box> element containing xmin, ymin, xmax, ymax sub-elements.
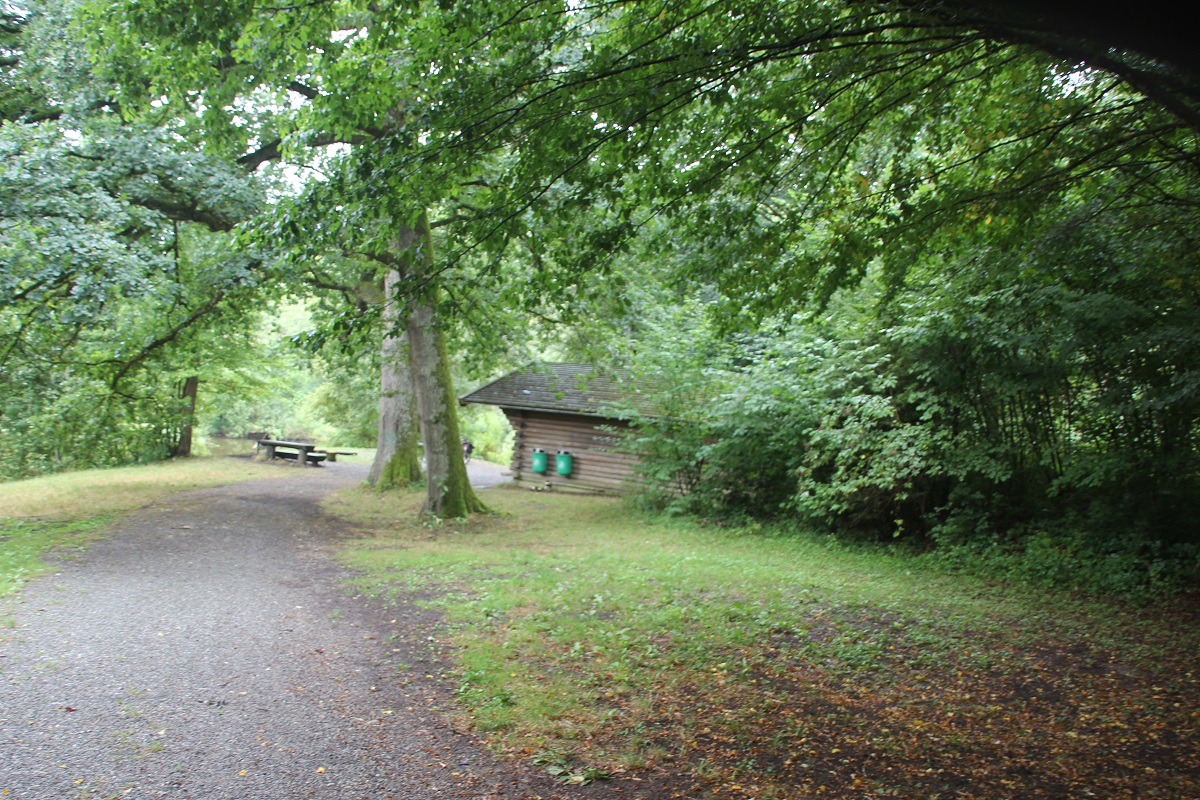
<box><xmin>254</xmin><ymin>440</ymin><xmax>358</xmax><ymax>466</ymax></box>
<box><xmin>255</xmin><ymin>439</ymin><xmax>326</xmax><ymax>466</ymax></box>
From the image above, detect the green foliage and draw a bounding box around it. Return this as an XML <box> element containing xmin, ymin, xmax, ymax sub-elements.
<box><xmin>603</xmin><ymin>136</ymin><xmax>1200</xmax><ymax>594</ymax></box>
<box><xmin>620</xmin><ymin>213</ymin><xmax>1200</xmax><ymax>593</ymax></box>
<box><xmin>618</xmin><ymin>361</ymin><xmax>722</xmax><ymax>508</ymax></box>
<box><xmin>197</xmin><ymin>303</ymin><xmax>377</xmax><ymax>444</ymax></box>
<box><xmin>0</xmin><ymin>2</ymin><xmax>271</xmax><ymax>480</ymax></box>
<box><xmin>199</xmin><ymin>363</ymin><xmax>330</xmax><ymax>443</ymax></box>
<box><xmin>929</xmin><ymin>525</ymin><xmax>1200</xmax><ymax>600</ymax></box>
<box><xmin>371</xmin><ymin>0</ymin><xmax>1200</xmax><ymax>320</ymax></box>
<box><xmin>428</xmin><ymin>0</ymin><xmax>1200</xmax><ymax>595</ymax></box>
<box><xmin>307</xmin><ymin>372</ymin><xmax>379</xmax><ymax>447</ymax></box>
<box><xmin>457</xmin><ymin>404</ymin><xmax>514</xmax><ymax>466</ymax></box>
<box><xmin>8</xmin><ymin>0</ymin><xmax>1198</xmax><ymax>577</ymax></box>
<box><xmin>0</xmin><ymin>370</ymin><xmax>190</xmax><ymax>477</ymax></box>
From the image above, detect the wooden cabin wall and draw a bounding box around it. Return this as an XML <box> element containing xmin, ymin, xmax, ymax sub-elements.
<box><xmin>504</xmin><ymin>410</ymin><xmax>639</xmax><ymax>493</ymax></box>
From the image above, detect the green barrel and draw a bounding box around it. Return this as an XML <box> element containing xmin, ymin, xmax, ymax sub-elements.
<box><xmin>531</xmin><ymin>448</ymin><xmax>548</xmax><ymax>473</ymax></box>
<box><xmin>555</xmin><ymin>450</ymin><xmax>573</xmax><ymax>476</ymax></box>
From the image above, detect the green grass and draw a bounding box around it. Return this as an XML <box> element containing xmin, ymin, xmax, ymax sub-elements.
<box><xmin>0</xmin><ymin>455</ymin><xmax>280</xmax><ymax>520</ymax></box>
<box><xmin>328</xmin><ymin>483</ymin><xmax>1200</xmax><ymax>799</ymax></box>
<box><xmin>0</xmin><ymin>517</ymin><xmax>112</xmax><ymax>597</ymax></box>
<box><xmin>0</xmin><ymin>455</ymin><xmax>284</xmax><ymax>600</ymax></box>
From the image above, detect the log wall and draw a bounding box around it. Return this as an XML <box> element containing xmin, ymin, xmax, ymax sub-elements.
<box><xmin>504</xmin><ymin>410</ymin><xmax>639</xmax><ymax>493</ymax></box>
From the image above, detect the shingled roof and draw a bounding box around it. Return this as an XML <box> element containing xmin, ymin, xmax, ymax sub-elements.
<box><xmin>459</xmin><ymin>363</ymin><xmax>641</xmax><ymax>417</ymax></box>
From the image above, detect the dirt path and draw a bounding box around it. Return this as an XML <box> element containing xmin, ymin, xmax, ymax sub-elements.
<box><xmin>0</xmin><ymin>465</ymin><xmax>562</xmax><ymax>800</ymax></box>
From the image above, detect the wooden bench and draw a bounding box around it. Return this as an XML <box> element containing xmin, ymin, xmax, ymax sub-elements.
<box><xmin>255</xmin><ymin>439</ymin><xmax>325</xmax><ymax>466</ymax></box>
<box><xmin>275</xmin><ymin>450</ymin><xmax>327</xmax><ymax>464</ymax></box>
<box><xmin>314</xmin><ymin>450</ymin><xmax>357</xmax><ymax>462</ymax></box>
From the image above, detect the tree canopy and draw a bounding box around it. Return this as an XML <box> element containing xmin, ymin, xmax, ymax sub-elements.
<box><xmin>355</xmin><ymin>0</ymin><xmax>1193</xmax><ymax>312</ymax></box>
<box><xmin>1</xmin><ymin>0</ymin><xmax>272</xmax><ymax>474</ymax></box>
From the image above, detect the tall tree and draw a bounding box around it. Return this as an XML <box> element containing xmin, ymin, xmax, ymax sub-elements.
<box><xmin>401</xmin><ymin>213</ymin><xmax>482</xmax><ymax>516</ymax></box>
<box><xmin>83</xmin><ymin>0</ymin><xmax>488</xmax><ymax>515</ymax></box>
<box><xmin>282</xmin><ymin>247</ymin><xmax>422</xmax><ymax>489</ymax></box>
<box><xmin>1</xmin><ymin>0</ymin><xmax>268</xmax><ymax>477</ymax></box>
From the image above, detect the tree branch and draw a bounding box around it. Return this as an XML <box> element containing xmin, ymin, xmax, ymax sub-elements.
<box><xmin>288</xmin><ymin>80</ymin><xmax>320</xmax><ymax>99</ymax></box>
<box><xmin>108</xmin><ymin>290</ymin><xmax>227</xmax><ymax>390</ymax></box>
<box><xmin>236</xmin><ymin>132</ymin><xmax>372</xmax><ymax>169</ymax></box>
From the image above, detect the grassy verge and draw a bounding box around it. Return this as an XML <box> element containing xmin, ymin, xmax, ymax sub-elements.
<box><xmin>0</xmin><ymin>456</ymin><xmax>281</xmax><ymax>599</ymax></box>
<box><xmin>329</xmin><ymin>484</ymin><xmax>1200</xmax><ymax>799</ymax></box>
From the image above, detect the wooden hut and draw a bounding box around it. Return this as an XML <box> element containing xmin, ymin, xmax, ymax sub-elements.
<box><xmin>459</xmin><ymin>363</ymin><xmax>646</xmax><ymax>493</ymax></box>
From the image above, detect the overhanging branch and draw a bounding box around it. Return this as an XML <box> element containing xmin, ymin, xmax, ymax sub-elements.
<box><xmin>236</xmin><ymin>132</ymin><xmax>371</xmax><ymax>170</ymax></box>
<box><xmin>108</xmin><ymin>291</ymin><xmax>227</xmax><ymax>390</ymax></box>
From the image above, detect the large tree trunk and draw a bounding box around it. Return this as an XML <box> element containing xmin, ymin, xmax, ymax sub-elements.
<box><xmin>404</xmin><ymin>213</ymin><xmax>487</xmax><ymax>517</ymax></box>
<box><xmin>367</xmin><ymin>268</ymin><xmax>422</xmax><ymax>489</ymax></box>
<box><xmin>171</xmin><ymin>375</ymin><xmax>199</xmax><ymax>457</ymax></box>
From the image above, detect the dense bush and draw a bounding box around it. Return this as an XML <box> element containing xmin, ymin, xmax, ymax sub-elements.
<box><xmin>622</xmin><ymin>210</ymin><xmax>1200</xmax><ymax>595</ymax></box>
<box><xmin>0</xmin><ymin>370</ymin><xmax>190</xmax><ymax>479</ymax></box>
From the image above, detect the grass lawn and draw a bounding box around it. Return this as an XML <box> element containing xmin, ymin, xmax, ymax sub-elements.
<box><xmin>0</xmin><ymin>455</ymin><xmax>280</xmax><ymax>598</ymax></box>
<box><xmin>329</xmin><ymin>483</ymin><xmax>1200</xmax><ymax>799</ymax></box>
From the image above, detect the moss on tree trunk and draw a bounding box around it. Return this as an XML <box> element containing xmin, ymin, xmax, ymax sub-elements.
<box><xmin>368</xmin><ymin>265</ymin><xmax>423</xmax><ymax>488</ymax></box>
<box><xmin>404</xmin><ymin>212</ymin><xmax>488</xmax><ymax>517</ymax></box>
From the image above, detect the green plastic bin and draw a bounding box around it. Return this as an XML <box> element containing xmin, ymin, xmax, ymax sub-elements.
<box><xmin>556</xmin><ymin>450</ymin><xmax>573</xmax><ymax>476</ymax></box>
<box><xmin>531</xmin><ymin>448</ymin><xmax>548</xmax><ymax>474</ymax></box>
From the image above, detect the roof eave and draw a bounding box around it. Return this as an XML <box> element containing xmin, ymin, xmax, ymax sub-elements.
<box><xmin>460</xmin><ymin>398</ymin><xmax>627</xmax><ymax>419</ymax></box>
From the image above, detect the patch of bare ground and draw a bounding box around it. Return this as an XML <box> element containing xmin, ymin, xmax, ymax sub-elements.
<box><xmin>566</xmin><ymin>602</ymin><xmax>1199</xmax><ymax>799</ymax></box>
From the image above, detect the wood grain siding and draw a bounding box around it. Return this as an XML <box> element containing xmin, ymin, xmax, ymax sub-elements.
<box><xmin>506</xmin><ymin>410</ymin><xmax>639</xmax><ymax>493</ymax></box>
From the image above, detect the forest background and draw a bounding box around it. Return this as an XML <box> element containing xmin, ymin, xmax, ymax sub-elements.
<box><xmin>2</xmin><ymin>0</ymin><xmax>1198</xmax><ymax>595</ymax></box>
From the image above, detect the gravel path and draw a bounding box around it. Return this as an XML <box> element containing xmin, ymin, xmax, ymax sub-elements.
<box><xmin>0</xmin><ymin>463</ymin><xmax>572</xmax><ymax>800</ymax></box>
